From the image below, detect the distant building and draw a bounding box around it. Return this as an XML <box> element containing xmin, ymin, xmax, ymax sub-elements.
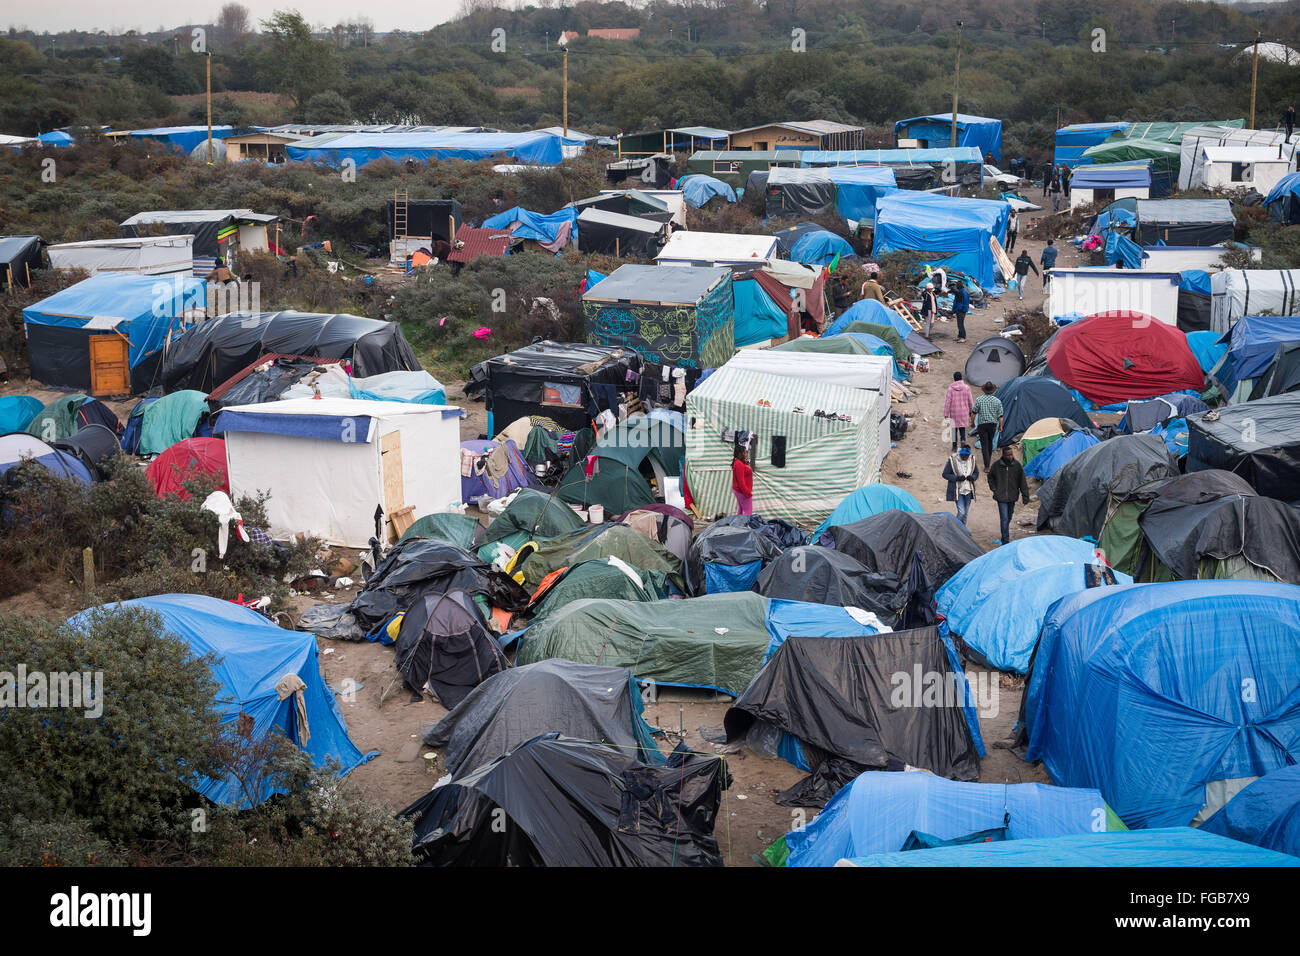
<box><xmin>728</xmin><ymin>120</ymin><xmax>866</xmax><ymax>152</ymax></box>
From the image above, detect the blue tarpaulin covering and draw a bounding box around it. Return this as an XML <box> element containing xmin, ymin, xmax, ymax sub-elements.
<box><xmin>38</xmin><ymin>130</ymin><xmax>73</xmax><ymax>147</ymax></box>
<box><xmin>732</xmin><ymin>275</ymin><xmax>791</xmax><ymax>347</ymax></box>
<box><xmin>704</xmin><ymin>559</ymin><xmax>762</xmax><ymax>595</ymax></box>
<box><xmin>873</xmin><ymin>192</ymin><xmax>1011</xmax><ymax>288</ymax></box>
<box><xmin>1024</xmin><ymin>430</ymin><xmax>1100</xmax><ymax>481</ymax></box>
<box><xmin>1053</xmin><ymin>122</ymin><xmax>1130</xmax><ymax>169</ymax></box>
<box><xmin>762</xmin><ymin>599</ymin><xmax>886</xmax><ymax>663</ymax></box>
<box><xmin>121</xmin><ymin>125</ymin><xmax>234</xmax><ymax>153</ymax></box>
<box><xmin>822</xmin><ymin>298</ymin><xmax>912</xmax><ymax>339</ymax></box>
<box><xmin>843</xmin><ymin>827</ymin><xmax>1299</xmax><ymax>866</ymax></box>
<box><xmin>1200</xmin><ymin>764</ymin><xmax>1300</xmax><ymax>858</ymax></box>
<box><xmin>1265</xmin><ymin>170</ymin><xmax>1300</xmax><ymax>224</ymax></box>
<box><xmin>22</xmin><ymin>272</ymin><xmax>206</xmax><ymax>378</ymax></box>
<box><xmin>66</xmin><ymin>594</ymin><xmax>374</xmax><ymax>806</ymax></box>
<box><xmin>1069</xmin><ymin>159</ymin><xmax>1153</xmax><ymax>190</ymax></box>
<box><xmin>1185</xmin><ymin>330</ymin><xmax>1227</xmax><ymax>375</ymax></box>
<box><xmin>1024</xmin><ymin>581</ymin><xmax>1300</xmax><ymax>829</ymax></box>
<box><xmin>0</xmin><ymin>395</ymin><xmax>43</xmax><ymax>433</ymax></box>
<box><xmin>287</xmin><ymin>131</ymin><xmax>578</xmax><ymax>168</ymax></box>
<box><xmin>789</xmin><ymin>229</ymin><xmax>853</xmax><ymax>267</ymax></box>
<box><xmin>811</xmin><ymin>484</ymin><xmax>923</xmax><ymax>543</ymax></box>
<box><xmin>895</xmin><ymin>113</ymin><xmax>1003</xmax><ymax>162</ymax></box>
<box><xmin>584</xmin><ymin>269</ymin><xmax>606</xmax><ymax>290</ymax></box>
<box><xmin>214</xmin><ymin>411</ymin><xmax>375</xmax><ymax>443</ymax></box>
<box><xmin>801</xmin><ymin>147</ymin><xmax>982</xmax><ymax>167</ymax></box>
<box><xmin>482</xmin><ymin>204</ymin><xmax>579</xmax><ymax>245</ymax></box>
<box><xmin>1103</xmin><ymin>232</ymin><xmax>1145</xmax><ymax>269</ymax></box>
<box><xmin>676</xmin><ymin>174</ymin><xmax>737</xmax><ymax>208</ymax></box>
<box><xmin>781</xmin><ymin>772</ymin><xmax>1112</xmax><ymax>866</ymax></box>
<box><xmin>1216</xmin><ymin>314</ymin><xmax>1300</xmax><ymax>394</ymax></box>
<box><xmin>1180</xmin><ymin>268</ymin><xmax>1212</xmax><ymax>296</ymax></box>
<box><xmin>823</xmin><ymin>166</ymin><xmax>898</xmax><ymax>225</ymax></box>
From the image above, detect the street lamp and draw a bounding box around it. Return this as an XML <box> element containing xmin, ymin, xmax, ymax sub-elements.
<box><xmin>557</xmin><ymin>33</ymin><xmax>568</xmax><ymax>137</ymax></box>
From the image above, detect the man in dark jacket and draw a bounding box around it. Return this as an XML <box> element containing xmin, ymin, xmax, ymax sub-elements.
<box><xmin>1285</xmin><ymin>106</ymin><xmax>1296</xmax><ymax>143</ymax></box>
<box><xmin>987</xmin><ymin>444</ymin><xmax>1031</xmax><ymax>546</ymax></box>
<box><xmin>1013</xmin><ymin>250</ymin><xmax>1038</xmax><ymax>299</ymax></box>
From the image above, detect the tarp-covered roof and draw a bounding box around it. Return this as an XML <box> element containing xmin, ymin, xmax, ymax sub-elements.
<box><xmin>582</xmin><ymin>263</ymin><xmax>729</xmax><ymax>304</ymax></box>
<box><xmin>286</xmin><ymin>130</ymin><xmax>579</xmax><ymax>167</ymax></box>
<box><xmin>873</xmin><ymin>192</ymin><xmax>1011</xmax><ymax>287</ymax></box>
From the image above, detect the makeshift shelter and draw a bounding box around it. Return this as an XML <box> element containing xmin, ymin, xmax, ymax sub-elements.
<box><xmin>873</xmin><ymin>192</ymin><xmax>1011</xmax><ymax>289</ymax></box>
<box><xmin>755</xmin><ymin>546</ymin><xmax>910</xmax><ymax>625</ymax></box>
<box><xmin>654</xmin><ymin>231</ymin><xmax>776</xmax><ymax>267</ymax></box>
<box><xmin>386</xmin><ymin>198</ymin><xmax>461</xmax><ymax>263</ymax></box>
<box><xmin>574</xmin><ymin>189</ymin><xmax>671</xmax><ymax>220</ymax></box>
<box><xmin>478</xmin><ymin>486</ymin><xmax>587</xmax><ymax>550</ymax></box>
<box><xmin>764</xmin><ymin>167</ymin><xmax>898</xmax><ymax>225</ymax></box>
<box><xmin>675</xmin><ymin>174</ymin><xmax>737</xmax><ymax>208</ymax></box>
<box><xmin>279</xmin><ymin>366</ymin><xmax>447</xmax><ymax>406</ymax></box>
<box><xmin>686</xmin><ymin>517</ymin><xmax>787</xmax><ymax>595</ymax></box>
<box><xmin>1037</xmin><ymin>433</ymin><xmax>1176</xmax><ymax>538</ymax></box>
<box><xmin>995</xmin><ymin>376</ymin><xmax>1093</xmax><ymax>446</ymax></box>
<box><xmin>895</xmin><ymin>114</ymin><xmax>1002</xmax><ymax>162</ymax></box>
<box><xmin>465</xmin><ymin>342</ymin><xmax>640</xmax><ymax>435</ymax></box>
<box><xmin>1081</xmin><ymin>140</ymin><xmax>1180</xmax><ymax>196</ymax></box>
<box><xmin>522</xmin><ymin>557</ymin><xmax>667</xmax><ymax>624</ymax></box>
<box><xmin>0</xmin><ymin>396</ymin><xmax>43</xmax><ymax>433</ymax></box>
<box><xmin>25</xmin><ymin>394</ymin><xmax>120</xmax><ymax>442</ymax></box>
<box><xmin>1132</xmin><ymin>199</ymin><xmax>1235</xmax><ymax>247</ymax></box>
<box><xmin>1044</xmin><ymin>311</ymin><xmax>1204</xmax><ymax>407</ymax></box>
<box><xmin>822</xmin><ymin>298</ymin><xmax>913</xmax><ymax>340</ymax></box>
<box><xmin>394</xmin><ymin>589</ymin><xmax>505</xmax><ymax>707</ymax></box>
<box><xmin>964</xmin><ymin>336</ymin><xmax>1025</xmax><ymax>389</ymax></box>
<box><xmin>810</xmin><ymin>483</ymin><xmax>922</xmax><ymax>544</ymax></box>
<box><xmin>460</xmin><ymin>439</ymin><xmax>532</xmax><ymax>502</ymax></box>
<box><xmin>398</xmin><ymin>735</ymin><xmax>727</xmax><ymax>867</ymax></box>
<box><xmin>1265</xmin><ymin>171</ymin><xmax>1300</xmax><ymax>225</ymax></box>
<box><xmin>214</xmin><ymin>398</ymin><xmax>463</xmax><ymax>546</ymax></box>
<box><xmin>1187</xmin><ymin>393</ymin><xmax>1300</xmax><ymax>503</ymax></box>
<box><xmin>422</xmin><ymin>660</ymin><xmax>664</xmax><ymax>778</ymax></box>
<box><xmin>725</xmin><ymin>628</ymin><xmax>983</xmax><ymax>807</ymax></box>
<box><xmin>840</xmin><ymin>827</ymin><xmax>1298</xmax><ymax>867</ymax></box>
<box><xmin>159</xmin><ymin>311</ymin><xmax>421</xmax><ymax>393</ymax></box>
<box><xmin>828</xmin><ymin>510</ymin><xmax>983</xmax><ymax>588</ymax></box>
<box><xmin>108</xmin><ymin>125</ymin><xmax>234</xmax><ymax>154</ymax></box>
<box><xmin>515</xmin><ymin>592</ymin><xmax>770</xmax><ymax>697</ymax></box>
<box><xmin>399</xmin><ymin>511</ymin><xmax>481</xmax><ymax>551</ymax></box>
<box><xmin>120</xmin><ymin>208</ymin><xmax>277</xmax><ymax>272</ymax></box>
<box><xmin>554</xmin><ymin>455</ymin><xmax>655</xmax><ymax>515</ymax></box>
<box><xmin>47</xmin><ymin>235</ymin><xmax>195</xmax><ymax>277</ymax></box>
<box><xmin>729</xmin><ymin>268</ymin><xmax>797</xmax><ymax>346</ymax></box>
<box><xmin>1067</xmin><ymin>161</ymin><xmax>1152</xmax><ymax>209</ymax></box>
<box><xmin>724</xmin><ymin>351</ymin><xmax>892</xmax><ymax>460</ymax></box>
<box><xmin>1214</xmin><ymin>314</ymin><xmax>1300</xmax><ymax>399</ymax></box>
<box><xmin>1180</xmin><ymin>127</ymin><xmax>1297</xmax><ymax>191</ymax></box>
<box><xmin>787</xmin><ymin>229</ymin><xmax>853</xmax><ymax>267</ymax></box>
<box><xmin>1023</xmin><ymin>581</ymin><xmax>1300</xmax><ymax>828</ymax></box>
<box><xmin>69</xmin><ymin>594</ymin><xmax>371</xmax><ymax>807</ymax></box>
<box><xmin>1019</xmin><ymin>417</ymin><xmax>1065</xmax><ymax>463</ymax></box>
<box><xmin>1200</xmin><ymin>146</ymin><xmax>1291</xmax><ymax>194</ymax></box>
<box><xmin>582</xmin><ymin>264</ymin><xmax>734</xmax><ymax>370</ymax></box>
<box><xmin>685</xmin><ymin>366</ymin><xmax>881</xmax><ymax>529</ymax></box>
<box><xmin>1251</xmin><ymin>342</ymin><xmax>1300</xmax><ymax>399</ymax></box>
<box><xmin>0</xmin><ymin>433</ymin><xmax>93</xmax><ymax>485</ymax></box>
<box><xmin>800</xmin><ymin>147</ymin><xmax>981</xmax><ymax>188</ymax></box>
<box><xmin>1210</xmin><ymin>269</ymin><xmax>1300</xmax><ymax>333</ymax></box>
<box><xmin>145</xmin><ymin>436</ymin><xmax>228</xmax><ymax>499</ymax></box>
<box><xmin>770</xmin><ymin>773</ymin><xmax>1113</xmax><ymax>867</ymax></box>
<box><xmin>604</xmin><ymin>153</ymin><xmax>674</xmax><ymax>188</ymax></box>
<box><xmin>1177</xmin><ymin>269</ymin><xmax>1213</xmax><ymax>332</ymax></box>
<box><xmin>1200</xmin><ymin>765</ymin><xmax>1300</xmax><ymax>859</ymax></box>
<box><xmin>136</xmin><ymin>389</ymin><xmax>208</xmax><ymax>456</ymax></box>
<box><xmin>575</xmin><ymin>207</ymin><xmax>667</xmax><ymax>257</ymax></box>
<box><xmin>22</xmin><ymin>273</ymin><xmax>206</xmax><ymax>395</ymax></box>
<box><xmin>1054</xmin><ymin>122</ymin><xmax>1130</xmax><ymax>169</ymax></box>
<box><xmin>513</xmin><ymin>524</ymin><xmax>683</xmax><ymax>591</ymax></box>
<box><xmin>1046</xmin><ymin>270</ymin><xmax>1181</xmax><ymax>327</ymax></box>
<box><xmin>0</xmin><ymin>235</ymin><xmax>43</xmax><ymax>287</ymax></box>
<box><xmin>481</xmin><ymin>205</ymin><xmax>577</xmax><ymax>251</ymax></box>
<box><xmin>285</xmin><ymin>130</ymin><xmax>580</xmax><ymax>168</ymax></box>
<box><xmin>1023</xmin><ymin>429</ymin><xmax>1099</xmax><ymax>481</ymax></box>
<box><xmin>616</xmin><ymin>504</ymin><xmax>693</xmax><ymax>565</ymax></box>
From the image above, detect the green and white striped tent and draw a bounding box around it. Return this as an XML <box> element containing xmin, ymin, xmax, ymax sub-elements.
<box><xmin>685</xmin><ymin>365</ymin><xmax>880</xmax><ymax>528</ymax></box>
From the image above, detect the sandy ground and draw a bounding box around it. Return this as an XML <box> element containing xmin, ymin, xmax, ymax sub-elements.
<box><xmin>2</xmin><ymin>203</ymin><xmax>1076</xmax><ymax>866</ymax></box>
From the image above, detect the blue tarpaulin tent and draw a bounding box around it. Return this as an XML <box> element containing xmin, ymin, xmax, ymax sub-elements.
<box><xmin>1265</xmin><ymin>170</ymin><xmax>1300</xmax><ymax>225</ymax></box>
<box><xmin>841</xmin><ymin>827</ymin><xmax>1299</xmax><ymax>867</ymax></box>
<box><xmin>22</xmin><ymin>272</ymin><xmax>206</xmax><ymax>393</ymax></box>
<box><xmin>1069</xmin><ymin>159</ymin><xmax>1153</xmax><ymax>190</ymax></box>
<box><xmin>1200</xmin><ymin>764</ymin><xmax>1300</xmax><ymax>858</ymax></box>
<box><xmin>67</xmin><ymin>594</ymin><xmax>374</xmax><ymax>806</ymax></box>
<box><xmin>811</xmin><ymin>485</ymin><xmax>923</xmax><ymax>543</ymax></box>
<box><xmin>38</xmin><ymin>130</ymin><xmax>73</xmax><ymax>147</ymax></box>
<box><xmin>287</xmin><ymin>131</ymin><xmax>579</xmax><ymax>168</ymax></box>
<box><xmin>1053</xmin><ymin>122</ymin><xmax>1129</xmax><ymax>169</ymax></box>
<box><xmin>823</xmin><ymin>166</ymin><xmax>898</xmax><ymax>224</ymax></box>
<box><xmin>789</xmin><ymin>229</ymin><xmax>852</xmax><ymax>267</ymax></box>
<box><xmin>895</xmin><ymin>113</ymin><xmax>1003</xmax><ymax>162</ymax></box>
<box><xmin>0</xmin><ymin>433</ymin><xmax>93</xmax><ymax>484</ymax></box>
<box><xmin>937</xmin><ymin>536</ymin><xmax>1128</xmax><ymax>674</ymax></box>
<box><xmin>801</xmin><ymin>147</ymin><xmax>983</xmax><ymax>167</ymax></box>
<box><xmin>1024</xmin><ymin>429</ymin><xmax>1101</xmax><ymax>480</ymax></box>
<box><xmin>822</xmin><ymin>298</ymin><xmax>912</xmax><ymax>339</ymax></box>
<box><xmin>873</xmin><ymin>192</ymin><xmax>1011</xmax><ymax>288</ymax></box>
<box><xmin>731</xmin><ymin>274</ymin><xmax>791</xmax><ymax>347</ymax></box>
<box><xmin>118</xmin><ymin>125</ymin><xmax>234</xmax><ymax>153</ymax></box>
<box><xmin>0</xmin><ymin>395</ymin><xmax>43</xmax><ymax>433</ymax></box>
<box><xmin>1185</xmin><ymin>329</ymin><xmax>1227</xmax><ymax>375</ymax></box>
<box><xmin>1024</xmin><ymin>580</ymin><xmax>1300</xmax><ymax>829</ymax></box>
<box><xmin>779</xmin><ymin>772</ymin><xmax>1113</xmax><ymax>866</ymax></box>
<box><xmin>676</xmin><ymin>174</ymin><xmax>737</xmax><ymax>207</ymax></box>
<box><xmin>1216</xmin><ymin>314</ymin><xmax>1300</xmax><ymax>395</ymax></box>
<box><xmin>482</xmin><ymin>205</ymin><xmax>579</xmax><ymax>246</ymax></box>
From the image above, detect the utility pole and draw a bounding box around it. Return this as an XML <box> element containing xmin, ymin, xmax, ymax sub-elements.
<box><xmin>951</xmin><ymin>21</ymin><xmax>964</xmax><ymax>148</ymax></box>
<box><xmin>205</xmin><ymin>52</ymin><xmax>213</xmax><ymax>165</ymax></box>
<box><xmin>1250</xmin><ymin>31</ymin><xmax>1261</xmax><ymax>130</ymax></box>
<box><xmin>559</xmin><ymin>34</ymin><xmax>569</xmax><ymax>137</ymax></box>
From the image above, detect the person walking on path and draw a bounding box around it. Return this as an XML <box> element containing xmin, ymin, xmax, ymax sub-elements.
<box><xmin>1048</xmin><ymin>175</ymin><xmax>1063</xmax><ymax>212</ymax></box>
<box><xmin>1041</xmin><ymin>163</ymin><xmax>1051</xmax><ymax>197</ymax></box>
<box><xmin>919</xmin><ymin>285</ymin><xmax>939</xmax><ymax>336</ymax></box>
<box><xmin>952</xmin><ymin>280</ymin><xmax>969</xmax><ymax>343</ymax></box>
<box><xmin>1040</xmin><ymin>239</ymin><xmax>1059</xmax><ymax>291</ymax></box>
<box><xmin>971</xmin><ymin>381</ymin><xmax>1004</xmax><ymax>469</ymax></box>
<box><xmin>1005</xmin><ymin>209</ymin><xmax>1019</xmax><ymax>254</ymax></box>
<box><xmin>1013</xmin><ymin>250</ymin><xmax>1038</xmax><ymax>299</ymax></box>
<box><xmin>1284</xmin><ymin>105</ymin><xmax>1295</xmax><ymax>143</ymax></box>
<box><xmin>942</xmin><ymin>445</ymin><xmax>979</xmax><ymax>526</ymax></box>
<box><xmin>988</xmin><ymin>445</ymin><xmax>1031</xmax><ymax>546</ymax></box>
<box><xmin>943</xmin><ymin>371</ymin><xmax>974</xmax><ymax>452</ymax></box>
<box><xmin>732</xmin><ymin>444</ymin><xmax>754</xmax><ymax>516</ymax></box>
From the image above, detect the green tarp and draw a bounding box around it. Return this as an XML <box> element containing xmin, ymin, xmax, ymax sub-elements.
<box><xmin>837</xmin><ymin>320</ymin><xmax>910</xmax><ymax>368</ymax></box>
<box><xmin>518</xmin><ymin>524</ymin><xmax>683</xmax><ymax>590</ymax></box>
<box><xmin>773</xmin><ymin>335</ymin><xmax>878</xmax><ymax>356</ymax></box>
<box><xmin>479</xmin><ymin>487</ymin><xmax>586</xmax><ymax>548</ymax></box>
<box><xmin>25</xmin><ymin>394</ymin><xmax>87</xmax><ymax>441</ymax></box>
<box><xmin>594</xmin><ymin>416</ymin><xmax>686</xmax><ymax>477</ymax></box>
<box><xmin>528</xmin><ymin>558</ymin><xmax>668</xmax><ymax>623</ymax></box>
<box><xmin>556</xmin><ymin>458</ymin><xmax>655</xmax><ymax>514</ymax></box>
<box><xmin>138</xmin><ymin>389</ymin><xmax>208</xmax><ymax>456</ymax></box>
<box><xmin>400</xmin><ymin>511</ymin><xmax>482</xmax><ymax>550</ymax></box>
<box><xmin>515</xmin><ymin>592</ymin><xmax>771</xmax><ymax>696</ymax></box>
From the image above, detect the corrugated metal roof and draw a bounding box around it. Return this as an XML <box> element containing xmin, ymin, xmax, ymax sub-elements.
<box><xmin>448</xmin><ymin>227</ymin><xmax>514</xmax><ymax>263</ymax></box>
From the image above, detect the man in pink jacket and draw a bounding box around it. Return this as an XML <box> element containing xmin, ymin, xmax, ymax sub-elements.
<box><xmin>943</xmin><ymin>371</ymin><xmax>974</xmax><ymax>452</ymax></box>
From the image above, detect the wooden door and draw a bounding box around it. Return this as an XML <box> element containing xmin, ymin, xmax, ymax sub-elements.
<box><xmin>89</xmin><ymin>334</ymin><xmax>130</xmax><ymax>396</ymax></box>
<box><xmin>380</xmin><ymin>430</ymin><xmax>405</xmax><ymax>512</ymax></box>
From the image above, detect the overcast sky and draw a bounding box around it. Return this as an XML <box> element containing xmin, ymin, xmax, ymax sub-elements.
<box><xmin>7</xmin><ymin>1</ymin><xmax>465</xmax><ymax>35</ymax></box>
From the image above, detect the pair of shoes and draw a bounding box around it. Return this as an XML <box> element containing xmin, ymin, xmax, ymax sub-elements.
<box><xmin>956</xmin><ymin>338</ymin><xmax>967</xmax><ymax>343</ymax></box>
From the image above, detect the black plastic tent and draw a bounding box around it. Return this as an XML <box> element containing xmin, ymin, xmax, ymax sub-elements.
<box><xmin>398</xmin><ymin>734</ymin><xmax>727</xmax><ymax>866</ymax></box>
<box><xmin>995</xmin><ymin>375</ymin><xmax>1093</xmax><ymax>445</ymax></box>
<box><xmin>0</xmin><ymin>235</ymin><xmax>43</xmax><ymax>288</ymax></box>
<box><xmin>1187</xmin><ymin>394</ymin><xmax>1300</xmax><ymax>504</ymax></box>
<box><xmin>755</xmin><ymin>546</ymin><xmax>910</xmax><ymax>625</ymax></box>
<box><xmin>1139</xmin><ymin>492</ymin><xmax>1300</xmax><ymax>584</ymax></box>
<box><xmin>725</xmin><ymin>630</ymin><xmax>982</xmax><ymax>806</ymax></box>
<box><xmin>576</xmin><ymin>207</ymin><xmax>667</xmax><ymax>257</ymax></box>
<box><xmin>686</xmin><ymin>517</ymin><xmax>788</xmax><ymax>596</ymax></box>
<box><xmin>160</xmin><ymin>311</ymin><xmax>421</xmax><ymax>393</ymax></box>
<box><xmin>1037</xmin><ymin>433</ymin><xmax>1177</xmax><ymax>538</ymax></box>
<box><xmin>394</xmin><ymin>589</ymin><xmax>505</xmax><ymax>707</ymax></box>
<box><xmin>422</xmin><ymin>659</ymin><xmax>663</xmax><ymax>777</ymax></box>
<box><xmin>828</xmin><ymin>510</ymin><xmax>983</xmax><ymax>588</ymax></box>
<box><xmin>1249</xmin><ymin>342</ymin><xmax>1300</xmax><ymax>400</ymax></box>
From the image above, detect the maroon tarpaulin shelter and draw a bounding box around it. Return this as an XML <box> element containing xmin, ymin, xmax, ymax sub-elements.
<box><xmin>1046</xmin><ymin>311</ymin><xmax>1204</xmax><ymax>407</ymax></box>
<box><xmin>146</xmin><ymin>436</ymin><xmax>228</xmax><ymax>499</ymax></box>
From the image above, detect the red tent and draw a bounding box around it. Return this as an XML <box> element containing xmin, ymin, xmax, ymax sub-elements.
<box><xmin>146</xmin><ymin>437</ymin><xmax>229</xmax><ymax>499</ymax></box>
<box><xmin>1045</xmin><ymin>311</ymin><xmax>1205</xmax><ymax>407</ymax></box>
